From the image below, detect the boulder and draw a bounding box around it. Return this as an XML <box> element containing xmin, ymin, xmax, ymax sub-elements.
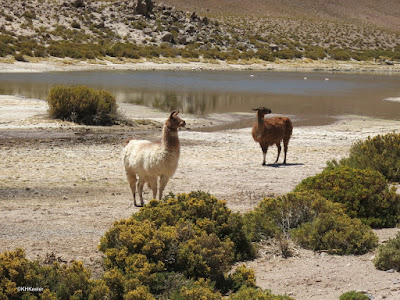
<box><xmin>143</xmin><ymin>28</ymin><xmax>153</xmax><ymax>35</ymax></box>
<box><xmin>161</xmin><ymin>32</ymin><xmax>174</xmax><ymax>42</ymax></box>
<box><xmin>135</xmin><ymin>0</ymin><xmax>154</xmax><ymax>16</ymax></box>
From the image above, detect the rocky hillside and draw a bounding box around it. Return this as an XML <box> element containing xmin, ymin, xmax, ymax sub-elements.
<box><xmin>0</xmin><ymin>0</ymin><xmax>399</xmax><ymax>62</ymax></box>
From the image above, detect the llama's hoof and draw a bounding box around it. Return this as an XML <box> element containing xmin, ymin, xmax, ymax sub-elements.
<box><xmin>262</xmin><ymin>162</ymin><xmax>266</xmax><ymax>166</ymax></box>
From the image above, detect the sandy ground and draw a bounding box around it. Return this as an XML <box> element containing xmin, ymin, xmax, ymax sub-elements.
<box><xmin>1</xmin><ymin>93</ymin><xmax>400</xmax><ymax>299</ymax></box>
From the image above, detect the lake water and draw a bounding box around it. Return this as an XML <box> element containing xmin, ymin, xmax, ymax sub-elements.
<box><xmin>0</xmin><ymin>70</ymin><xmax>399</xmax><ymax>126</ymax></box>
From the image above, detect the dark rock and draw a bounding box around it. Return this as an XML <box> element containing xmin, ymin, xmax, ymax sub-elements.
<box><xmin>202</xmin><ymin>16</ymin><xmax>209</xmax><ymax>25</ymax></box>
<box><xmin>185</xmin><ymin>24</ymin><xmax>196</xmax><ymax>34</ymax></box>
<box><xmin>177</xmin><ymin>34</ymin><xmax>188</xmax><ymax>44</ymax></box>
<box><xmin>190</xmin><ymin>12</ymin><xmax>197</xmax><ymax>20</ymax></box>
<box><xmin>72</xmin><ymin>0</ymin><xmax>85</xmax><ymax>8</ymax></box>
<box><xmin>161</xmin><ymin>32</ymin><xmax>173</xmax><ymax>42</ymax></box>
<box><xmin>135</xmin><ymin>0</ymin><xmax>154</xmax><ymax>16</ymax></box>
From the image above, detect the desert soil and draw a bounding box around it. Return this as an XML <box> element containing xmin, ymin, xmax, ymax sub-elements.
<box><xmin>1</xmin><ymin>92</ymin><xmax>400</xmax><ymax>299</ymax></box>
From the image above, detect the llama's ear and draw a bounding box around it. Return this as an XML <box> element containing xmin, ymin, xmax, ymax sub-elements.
<box><xmin>252</xmin><ymin>108</ymin><xmax>259</xmax><ymax>111</ymax></box>
<box><xmin>170</xmin><ymin>110</ymin><xmax>177</xmax><ymax>118</ymax></box>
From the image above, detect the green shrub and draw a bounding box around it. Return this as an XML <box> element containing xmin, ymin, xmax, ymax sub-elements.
<box><xmin>170</xmin><ymin>278</ymin><xmax>222</xmax><ymax>300</ymax></box>
<box><xmin>244</xmin><ymin>191</ymin><xmax>377</xmax><ymax>255</ymax></box>
<box><xmin>47</xmin><ymin>86</ymin><xmax>118</xmax><ymax>125</ymax></box>
<box><xmin>99</xmin><ymin>192</ymin><xmax>261</xmax><ymax>297</ymax></box>
<box><xmin>329</xmin><ymin>48</ymin><xmax>351</xmax><ymax>60</ymax></box>
<box><xmin>295</xmin><ymin>166</ymin><xmax>400</xmax><ymax>227</ymax></box>
<box><xmin>291</xmin><ymin>207</ymin><xmax>378</xmax><ymax>255</ymax></box>
<box><xmin>243</xmin><ymin>191</ymin><xmax>337</xmax><ymax>241</ymax></box>
<box><xmin>14</xmin><ymin>52</ymin><xmax>27</xmax><ymax>62</ymax></box>
<box><xmin>339</xmin><ymin>290</ymin><xmax>370</xmax><ymax>300</ymax></box>
<box><xmin>133</xmin><ymin>191</ymin><xmax>255</xmax><ymax>261</ymax></box>
<box><xmin>374</xmin><ymin>232</ymin><xmax>400</xmax><ymax>271</ymax></box>
<box><xmin>0</xmin><ymin>248</ymin><xmax>108</xmax><ymax>299</ymax></box>
<box><xmin>227</xmin><ymin>265</ymin><xmax>257</xmax><ymax>292</ymax></box>
<box><xmin>304</xmin><ymin>46</ymin><xmax>326</xmax><ymax>60</ymax></box>
<box><xmin>331</xmin><ymin>133</ymin><xmax>400</xmax><ymax>182</ymax></box>
<box><xmin>228</xmin><ymin>286</ymin><xmax>294</xmax><ymax>300</ymax></box>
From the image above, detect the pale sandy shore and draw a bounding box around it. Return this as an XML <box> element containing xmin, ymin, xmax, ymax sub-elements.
<box><xmin>0</xmin><ymin>57</ymin><xmax>400</xmax><ymax>74</ymax></box>
<box><xmin>0</xmin><ymin>85</ymin><xmax>400</xmax><ymax>298</ymax></box>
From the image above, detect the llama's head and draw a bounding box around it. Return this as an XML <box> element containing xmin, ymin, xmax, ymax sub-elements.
<box><xmin>253</xmin><ymin>107</ymin><xmax>272</xmax><ymax>116</ymax></box>
<box><xmin>167</xmin><ymin>110</ymin><xmax>186</xmax><ymax>130</ymax></box>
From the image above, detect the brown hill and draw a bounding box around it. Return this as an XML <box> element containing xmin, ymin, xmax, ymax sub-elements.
<box><xmin>163</xmin><ymin>0</ymin><xmax>400</xmax><ymax>33</ymax></box>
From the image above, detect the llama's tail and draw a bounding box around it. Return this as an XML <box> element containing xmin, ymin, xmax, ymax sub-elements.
<box><xmin>285</xmin><ymin>118</ymin><xmax>293</xmax><ymax>137</ymax></box>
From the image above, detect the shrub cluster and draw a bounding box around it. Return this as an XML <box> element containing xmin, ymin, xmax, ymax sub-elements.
<box><xmin>99</xmin><ymin>191</ymin><xmax>259</xmax><ymax>298</ymax></box>
<box><xmin>243</xmin><ymin>192</ymin><xmax>378</xmax><ymax>255</ymax></box>
<box><xmin>0</xmin><ymin>248</ymin><xmax>108</xmax><ymax>299</ymax></box>
<box><xmin>339</xmin><ymin>291</ymin><xmax>370</xmax><ymax>300</ymax></box>
<box><xmin>295</xmin><ymin>166</ymin><xmax>400</xmax><ymax>228</ymax></box>
<box><xmin>330</xmin><ymin>132</ymin><xmax>400</xmax><ymax>183</ymax></box>
<box><xmin>47</xmin><ymin>86</ymin><xmax>118</xmax><ymax>125</ymax></box>
<box><xmin>374</xmin><ymin>232</ymin><xmax>400</xmax><ymax>272</ymax></box>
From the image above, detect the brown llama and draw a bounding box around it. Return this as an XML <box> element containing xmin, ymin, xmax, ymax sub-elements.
<box><xmin>252</xmin><ymin>107</ymin><xmax>293</xmax><ymax>165</ymax></box>
<box><xmin>123</xmin><ymin>110</ymin><xmax>186</xmax><ymax>206</ymax></box>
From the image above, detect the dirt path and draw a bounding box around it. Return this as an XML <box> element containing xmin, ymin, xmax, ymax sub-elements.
<box><xmin>0</xmin><ymin>95</ymin><xmax>399</xmax><ymax>299</ymax></box>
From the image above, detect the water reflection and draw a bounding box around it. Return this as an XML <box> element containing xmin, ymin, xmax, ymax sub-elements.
<box><xmin>0</xmin><ymin>70</ymin><xmax>399</xmax><ymax>125</ymax></box>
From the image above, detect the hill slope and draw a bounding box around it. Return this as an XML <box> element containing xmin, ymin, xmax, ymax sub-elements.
<box><xmin>163</xmin><ymin>0</ymin><xmax>400</xmax><ymax>33</ymax></box>
<box><xmin>0</xmin><ymin>0</ymin><xmax>399</xmax><ymax>62</ymax></box>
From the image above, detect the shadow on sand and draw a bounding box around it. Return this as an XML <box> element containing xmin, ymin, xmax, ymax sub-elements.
<box><xmin>265</xmin><ymin>163</ymin><xmax>305</xmax><ymax>168</ymax></box>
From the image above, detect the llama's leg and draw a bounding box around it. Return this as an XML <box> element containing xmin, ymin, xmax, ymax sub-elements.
<box><xmin>137</xmin><ymin>177</ymin><xmax>145</xmax><ymax>207</ymax></box>
<box><xmin>147</xmin><ymin>177</ymin><xmax>158</xmax><ymax>200</ymax></box>
<box><xmin>158</xmin><ymin>175</ymin><xmax>170</xmax><ymax>200</ymax></box>
<box><xmin>283</xmin><ymin>138</ymin><xmax>290</xmax><ymax>164</ymax></box>
<box><xmin>275</xmin><ymin>142</ymin><xmax>282</xmax><ymax>164</ymax></box>
<box><xmin>260</xmin><ymin>143</ymin><xmax>268</xmax><ymax>165</ymax></box>
<box><xmin>127</xmin><ymin>172</ymin><xmax>137</xmax><ymax>206</ymax></box>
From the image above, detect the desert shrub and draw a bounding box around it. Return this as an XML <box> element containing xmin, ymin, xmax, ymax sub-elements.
<box><xmin>242</xmin><ymin>191</ymin><xmax>336</xmax><ymax>241</ymax></box>
<box><xmin>0</xmin><ymin>34</ymin><xmax>15</xmax><ymax>57</ymax></box>
<box><xmin>295</xmin><ymin>166</ymin><xmax>400</xmax><ymax>227</ymax></box>
<box><xmin>304</xmin><ymin>46</ymin><xmax>326</xmax><ymax>60</ymax></box>
<box><xmin>47</xmin><ymin>86</ymin><xmax>118</xmax><ymax>125</ymax></box>
<box><xmin>99</xmin><ymin>192</ymin><xmax>263</xmax><ymax>298</ymax></box>
<box><xmin>14</xmin><ymin>52</ymin><xmax>27</xmax><ymax>62</ymax></box>
<box><xmin>228</xmin><ymin>286</ymin><xmax>294</xmax><ymax>300</ymax></box>
<box><xmin>330</xmin><ymin>133</ymin><xmax>400</xmax><ymax>182</ymax></box>
<box><xmin>226</xmin><ymin>265</ymin><xmax>257</xmax><ymax>292</ymax></box>
<box><xmin>133</xmin><ymin>191</ymin><xmax>255</xmax><ymax>261</ymax></box>
<box><xmin>106</xmin><ymin>42</ymin><xmax>140</xmax><ymax>59</ymax></box>
<box><xmin>0</xmin><ymin>248</ymin><xmax>108</xmax><ymax>299</ymax></box>
<box><xmin>170</xmin><ymin>278</ymin><xmax>222</xmax><ymax>300</ymax></box>
<box><xmin>328</xmin><ymin>48</ymin><xmax>351</xmax><ymax>60</ymax></box>
<box><xmin>273</xmin><ymin>49</ymin><xmax>296</xmax><ymax>59</ymax></box>
<box><xmin>339</xmin><ymin>291</ymin><xmax>370</xmax><ymax>300</ymax></box>
<box><xmin>244</xmin><ymin>191</ymin><xmax>378</xmax><ymax>255</ymax></box>
<box><xmin>291</xmin><ymin>207</ymin><xmax>378</xmax><ymax>255</ymax></box>
<box><xmin>256</xmin><ymin>48</ymin><xmax>274</xmax><ymax>61</ymax></box>
<box><xmin>47</xmin><ymin>42</ymin><xmax>102</xmax><ymax>59</ymax></box>
<box><xmin>374</xmin><ymin>232</ymin><xmax>400</xmax><ymax>272</ymax></box>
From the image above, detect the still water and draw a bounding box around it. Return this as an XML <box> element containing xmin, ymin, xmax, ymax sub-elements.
<box><xmin>0</xmin><ymin>70</ymin><xmax>399</xmax><ymax>126</ymax></box>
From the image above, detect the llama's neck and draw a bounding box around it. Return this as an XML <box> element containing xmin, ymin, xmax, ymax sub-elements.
<box><xmin>161</xmin><ymin>125</ymin><xmax>180</xmax><ymax>152</ymax></box>
<box><xmin>256</xmin><ymin>113</ymin><xmax>265</xmax><ymax>130</ymax></box>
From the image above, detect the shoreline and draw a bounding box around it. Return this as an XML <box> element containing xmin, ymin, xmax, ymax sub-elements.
<box><xmin>0</xmin><ymin>57</ymin><xmax>400</xmax><ymax>74</ymax></box>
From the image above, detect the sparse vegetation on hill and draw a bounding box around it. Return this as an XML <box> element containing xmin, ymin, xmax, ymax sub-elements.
<box><xmin>0</xmin><ymin>0</ymin><xmax>399</xmax><ymax>63</ymax></box>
